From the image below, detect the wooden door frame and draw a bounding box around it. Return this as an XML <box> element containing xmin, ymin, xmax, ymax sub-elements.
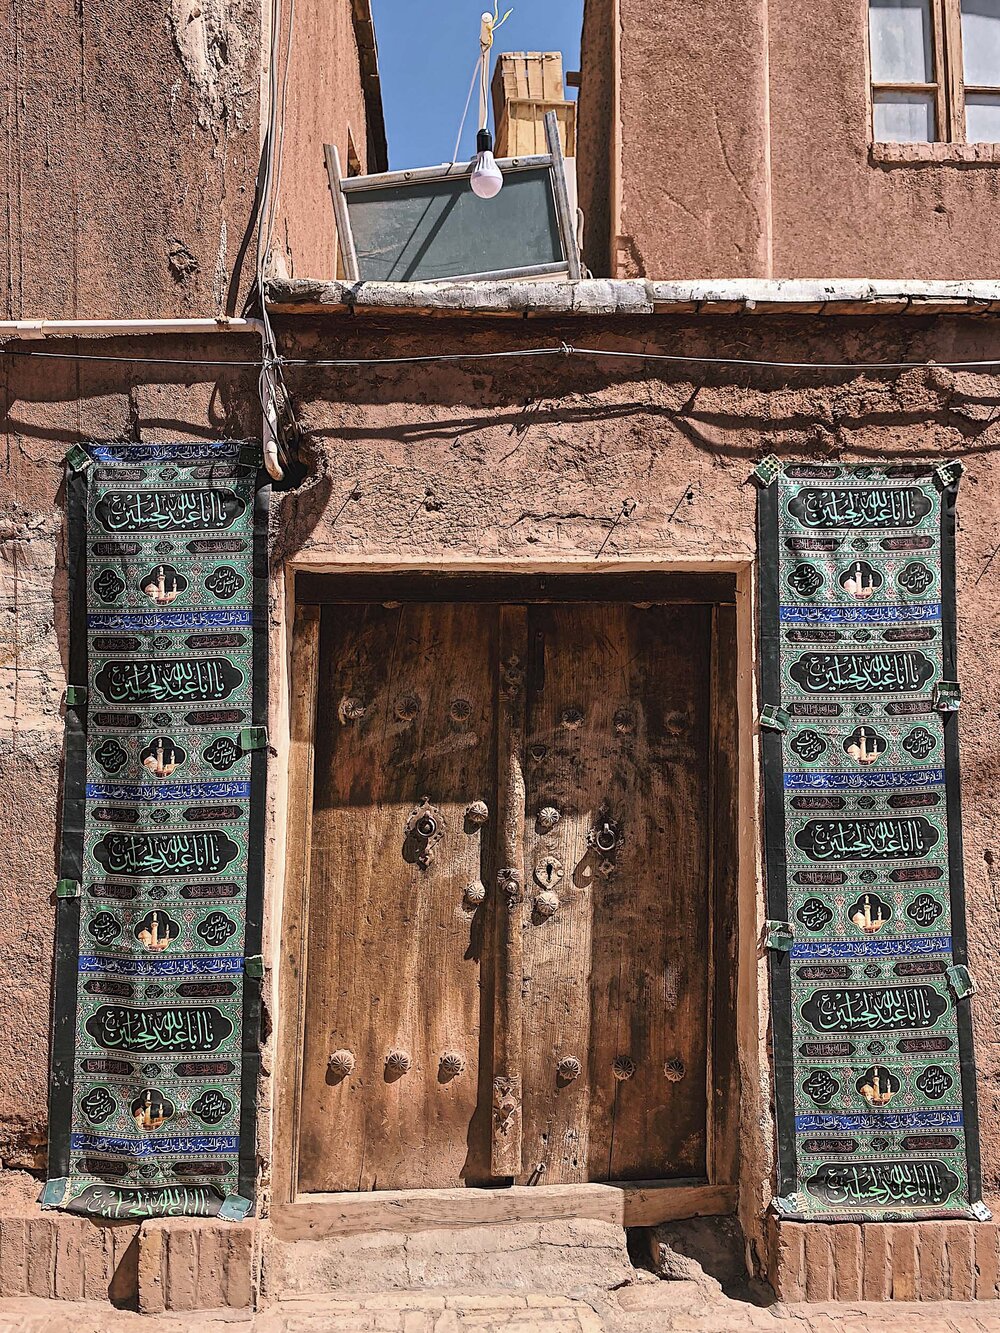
<box><xmin>272</xmin><ymin>567</ymin><xmax>746</xmax><ymax>1230</ymax></box>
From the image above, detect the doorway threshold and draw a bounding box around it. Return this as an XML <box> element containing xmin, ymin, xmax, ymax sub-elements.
<box><xmin>271</xmin><ymin>1179</ymin><xmax>736</xmax><ymax>1241</ymax></box>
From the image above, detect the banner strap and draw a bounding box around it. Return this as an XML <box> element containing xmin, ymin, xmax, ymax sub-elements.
<box><xmin>218</xmin><ymin>1193</ymin><xmax>254</xmax><ymax>1222</ymax></box>
<box><xmin>65</xmin><ymin>686</ymin><xmax>88</xmax><ymax>707</ymax></box>
<box><xmin>765</xmin><ymin>920</ymin><xmax>795</xmax><ymax>952</ymax></box>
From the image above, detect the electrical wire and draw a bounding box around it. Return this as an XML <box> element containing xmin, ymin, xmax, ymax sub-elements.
<box><xmin>4</xmin><ymin>341</ymin><xmax>1000</xmax><ymax>374</ymax></box>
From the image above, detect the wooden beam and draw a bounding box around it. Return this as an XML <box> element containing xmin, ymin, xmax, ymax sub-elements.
<box><xmin>271</xmin><ymin>1180</ymin><xmax>736</xmax><ymax>1241</ymax></box>
<box><xmin>491</xmin><ymin>606</ymin><xmax>528</xmax><ymax>1177</ymax></box>
<box><xmin>295</xmin><ymin>571</ymin><xmax>738</xmax><ymax>607</ymax></box>
<box><xmin>324</xmin><ymin>144</ymin><xmax>360</xmax><ymax>283</ymax></box>
<box><xmin>271</xmin><ymin>601</ymin><xmax>322</xmax><ymax>1205</ymax></box>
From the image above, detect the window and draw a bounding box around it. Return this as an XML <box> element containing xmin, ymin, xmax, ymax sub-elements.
<box><xmin>869</xmin><ymin>0</ymin><xmax>1000</xmax><ymax>142</ymax></box>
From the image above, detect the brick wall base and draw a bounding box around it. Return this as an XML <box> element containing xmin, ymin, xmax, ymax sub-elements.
<box><xmin>767</xmin><ymin>1216</ymin><xmax>1000</xmax><ymax>1302</ymax></box>
<box><xmin>0</xmin><ymin>1212</ymin><xmax>257</xmax><ymax>1312</ymax></box>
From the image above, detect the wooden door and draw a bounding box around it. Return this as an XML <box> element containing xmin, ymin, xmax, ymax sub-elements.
<box><xmin>517</xmin><ymin>604</ymin><xmax>713</xmax><ymax>1184</ymax></box>
<box><xmin>298</xmin><ymin>603</ymin><xmax>498</xmax><ymax>1192</ymax></box>
<box><xmin>294</xmin><ymin>595</ymin><xmax>731</xmax><ymax>1197</ymax></box>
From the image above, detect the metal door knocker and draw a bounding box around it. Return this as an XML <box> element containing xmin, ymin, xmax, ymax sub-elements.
<box><xmin>404</xmin><ymin>797</ymin><xmax>446</xmax><ymax>867</ymax></box>
<box><xmin>588</xmin><ymin>815</ymin><xmax>623</xmax><ymax>875</ymax></box>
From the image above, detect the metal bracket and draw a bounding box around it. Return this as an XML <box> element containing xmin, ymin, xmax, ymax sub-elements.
<box><xmin>404</xmin><ymin>797</ymin><xmax>446</xmax><ymax>868</ymax></box>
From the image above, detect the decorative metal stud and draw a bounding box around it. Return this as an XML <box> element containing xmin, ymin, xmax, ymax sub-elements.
<box><xmin>557</xmin><ymin>1056</ymin><xmax>581</xmax><ymax>1082</ymax></box>
<box><xmin>328</xmin><ymin>1049</ymin><xmax>356</xmax><ymax>1078</ymax></box>
<box><xmin>612</xmin><ymin>1056</ymin><xmax>636</xmax><ymax>1081</ymax></box>
<box><xmin>385</xmin><ymin>1050</ymin><xmax>412</xmax><ymax>1076</ymax></box>
<box><xmin>465</xmin><ymin>880</ymin><xmax>487</xmax><ymax>906</ymax></box>
<box><xmin>449</xmin><ymin>698</ymin><xmax>472</xmax><ymax>723</ymax></box>
<box><xmin>537</xmin><ymin>806</ymin><xmax>561</xmax><ymax>832</ymax></box>
<box><xmin>338</xmin><ymin>697</ymin><xmax>367</xmax><ymax>724</ymax></box>
<box><xmin>394</xmin><ymin>694</ymin><xmax>420</xmax><ymax>722</ymax></box>
<box><xmin>664</xmin><ymin>1058</ymin><xmax>686</xmax><ymax>1083</ymax></box>
<box><xmin>440</xmin><ymin>1051</ymin><xmax>466</xmax><ymax>1077</ymax></box>
<box><xmin>535</xmin><ymin>889</ymin><xmax>560</xmax><ymax>918</ymax></box>
<box><xmin>465</xmin><ymin>800</ymin><xmax>489</xmax><ymax>827</ymax></box>
<box><xmin>560</xmin><ymin>706</ymin><xmax>584</xmax><ymax>730</ymax></box>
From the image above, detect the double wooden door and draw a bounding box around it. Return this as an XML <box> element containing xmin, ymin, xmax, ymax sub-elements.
<box><xmin>294</xmin><ymin>596</ymin><xmax>737</xmax><ymax>1196</ymax></box>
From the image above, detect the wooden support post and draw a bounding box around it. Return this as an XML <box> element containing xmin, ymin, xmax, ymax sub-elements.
<box><xmin>491</xmin><ymin>605</ymin><xmax>527</xmax><ymax>1178</ymax></box>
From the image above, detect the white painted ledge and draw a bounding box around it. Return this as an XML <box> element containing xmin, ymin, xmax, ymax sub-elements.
<box><xmin>266</xmin><ymin>277</ymin><xmax>1000</xmax><ymax>317</ymax></box>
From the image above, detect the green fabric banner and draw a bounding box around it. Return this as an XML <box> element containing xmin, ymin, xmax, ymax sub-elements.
<box><xmin>758</xmin><ymin>460</ymin><xmax>987</xmax><ymax>1221</ymax></box>
<box><xmin>44</xmin><ymin>441</ymin><xmax>267</xmax><ymax>1221</ymax></box>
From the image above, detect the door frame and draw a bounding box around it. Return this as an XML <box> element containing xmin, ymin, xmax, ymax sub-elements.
<box><xmin>271</xmin><ymin>564</ymin><xmax>756</xmax><ymax>1234</ymax></box>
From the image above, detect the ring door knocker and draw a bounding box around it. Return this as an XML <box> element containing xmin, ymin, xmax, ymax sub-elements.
<box><xmin>588</xmin><ymin>813</ymin><xmax>623</xmax><ymax>876</ymax></box>
<box><xmin>404</xmin><ymin>797</ymin><xmax>446</xmax><ymax>868</ymax></box>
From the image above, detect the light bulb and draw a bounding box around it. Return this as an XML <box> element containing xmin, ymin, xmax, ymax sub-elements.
<box><xmin>470</xmin><ymin>128</ymin><xmax>503</xmax><ymax>199</ymax></box>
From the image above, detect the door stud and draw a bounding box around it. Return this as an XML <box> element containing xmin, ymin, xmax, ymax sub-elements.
<box><xmin>535</xmin><ymin>889</ymin><xmax>560</xmax><ymax>918</ymax></box>
<box><xmin>385</xmin><ymin>1050</ymin><xmax>412</xmax><ymax>1079</ymax></box>
<box><xmin>536</xmin><ymin>806</ymin><xmax>561</xmax><ymax>832</ymax></box>
<box><xmin>557</xmin><ymin>1056</ymin><xmax>581</xmax><ymax>1083</ymax></box>
<box><xmin>465</xmin><ymin>800</ymin><xmax>490</xmax><ymax>827</ymax></box>
<box><xmin>612</xmin><ymin>1056</ymin><xmax>636</xmax><ymax>1081</ymax></box>
<box><xmin>440</xmin><ymin>1051</ymin><xmax>466</xmax><ymax>1078</ymax></box>
<box><xmin>464</xmin><ymin>880</ymin><xmax>487</xmax><ymax>906</ymax></box>
<box><xmin>328</xmin><ymin>1049</ymin><xmax>356</xmax><ymax>1079</ymax></box>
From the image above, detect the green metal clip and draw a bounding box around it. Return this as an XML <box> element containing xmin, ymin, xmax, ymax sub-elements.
<box><xmin>934</xmin><ymin>459</ymin><xmax>965</xmax><ymax>489</ymax></box>
<box><xmin>750</xmin><ymin>455</ymin><xmax>782</xmax><ymax>488</ymax></box>
<box><xmin>947</xmin><ymin>964</ymin><xmax>976</xmax><ymax>1000</ymax></box>
<box><xmin>39</xmin><ymin>1178</ymin><xmax>70</xmax><ymax>1210</ymax></box>
<box><xmin>972</xmin><ymin>1200</ymin><xmax>994</xmax><ymax>1222</ymax></box>
<box><xmin>64</xmin><ymin>444</ymin><xmax>92</xmax><ymax>473</ymax></box>
<box><xmin>65</xmin><ymin>686</ymin><xmax>88</xmax><ymax>707</ymax></box>
<box><xmin>935</xmin><ymin>680</ymin><xmax>961</xmax><ymax>711</ymax></box>
<box><xmin>239</xmin><ymin>726</ymin><xmax>268</xmax><ymax>753</ymax></box>
<box><xmin>765</xmin><ymin>920</ymin><xmax>795</xmax><ymax>952</ymax></box>
<box><xmin>771</xmin><ymin>1193</ymin><xmax>806</xmax><ymax>1217</ymax></box>
<box><xmin>56</xmin><ymin>879</ymin><xmax>81</xmax><ymax>899</ymax></box>
<box><xmin>244</xmin><ymin>955</ymin><xmax>264</xmax><ymax>979</ymax></box>
<box><xmin>218</xmin><ymin>1193</ymin><xmax>254</xmax><ymax>1222</ymax></box>
<box><xmin>239</xmin><ymin>442</ymin><xmax>263</xmax><ymax>469</ymax></box>
<box><xmin>759</xmin><ymin>705</ymin><xmax>790</xmax><ymax>733</ymax></box>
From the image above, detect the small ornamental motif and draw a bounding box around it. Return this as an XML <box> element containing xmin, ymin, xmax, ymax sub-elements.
<box><xmin>802</xmin><ymin>1069</ymin><xmax>839</xmax><ymax>1107</ymax></box>
<box><xmin>439</xmin><ymin>1052</ymin><xmax>466</xmax><ymax>1078</ymax></box>
<box><xmin>93</xmin><ymin>568</ymin><xmax>126</xmax><ymax>603</ymax></box>
<box><xmin>80</xmin><ymin>1087</ymin><xmax>116</xmax><ymax>1125</ymax></box>
<box><xmin>328</xmin><ymin>1050</ymin><xmax>356</xmax><ymax>1079</ymax></box>
<box><xmin>916</xmin><ymin>1066</ymin><xmax>954</xmax><ymax>1100</ymax></box>
<box><xmin>902</xmin><ymin>726</ymin><xmax>937</xmax><ymax>760</ymax></box>
<box><xmin>790</xmin><ymin>730</ymin><xmax>827</xmax><ymax>763</ymax></box>
<box><xmin>612</xmin><ymin>1056</ymin><xmax>636</xmax><ymax>1081</ymax></box>
<box><xmin>94</xmin><ymin>739</ymin><xmax>129</xmax><ymax>774</ymax></box>
<box><xmin>907</xmin><ymin>894</ymin><xmax>944</xmax><ymax>928</ymax></box>
<box><xmin>385</xmin><ymin>1050</ymin><xmax>412</xmax><ymax>1078</ymax></box>
<box><xmin>557</xmin><ymin>1056</ymin><xmax>582</xmax><ymax>1082</ymax></box>
<box><xmin>130</xmin><ymin>1089</ymin><xmax>175</xmax><ymax>1132</ymax></box>
<box><xmin>394</xmin><ymin>694</ymin><xmax>420</xmax><ymax>722</ymax></box>
<box><xmin>858</xmin><ymin>869</ymin><xmax>878</xmax><ymax>884</ymax></box>
<box><xmin>857</xmin><ymin>1066</ymin><xmax>899</xmax><ymax>1107</ymax></box>
<box><xmin>869</xmin><ymin>1135</ymin><xmax>893</xmax><ymax>1154</ymax></box>
<box><xmin>537</xmin><ymin>806</ymin><xmax>561</xmax><ymax>832</ymax></box>
<box><xmin>664</xmin><ymin>1058</ymin><xmax>686</xmax><ymax>1083</ymax></box>
<box><xmin>839</xmin><ymin>560</ymin><xmax>883</xmax><ymax>600</ymax></box>
<box><xmin>797</xmin><ymin>898</ymin><xmax>834</xmax><ymax>932</ymax></box>
<box><xmin>465</xmin><ymin>800</ymin><xmax>490</xmax><ymax>827</ymax></box>
<box><xmin>134</xmin><ymin>910</ymin><xmax>180</xmax><ymax>953</ymax></box>
<box><xmin>464</xmin><ymin>881</ymin><xmax>487</xmax><ymax>906</ymax></box>
<box><xmin>788</xmin><ymin>563</ymin><xmax>824</xmax><ymax>597</ymax></box>
<box><xmin>191</xmin><ymin>1089</ymin><xmax>234</xmax><ymax>1125</ymax></box>
<box><xmin>863</xmin><ymin>963</ymin><xmax>883</xmax><ymax>979</ymax></box>
<box><xmin>898</xmin><ymin>562</ymin><xmax>935</xmax><ymax>596</ymax></box>
<box><xmin>205</xmin><ymin>566</ymin><xmax>246</xmax><ymax>600</ymax></box>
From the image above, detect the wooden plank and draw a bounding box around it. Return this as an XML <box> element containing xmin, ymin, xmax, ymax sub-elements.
<box><xmin>544</xmin><ymin>110</ymin><xmax>582</xmax><ymax>281</ymax></box>
<box><xmin>706</xmin><ymin>604</ymin><xmax>741</xmax><ymax>1189</ymax></box>
<box><xmin>298</xmin><ymin>603</ymin><xmax>498</xmax><ymax>1191</ymax></box>
<box><xmin>942</xmin><ymin>0</ymin><xmax>966</xmax><ymax>143</ymax></box>
<box><xmin>491</xmin><ymin>606</ymin><xmax>528</xmax><ymax>1177</ymax></box>
<box><xmin>271</xmin><ymin>1180</ymin><xmax>736</xmax><ymax>1241</ymax></box>
<box><xmin>295</xmin><ymin>571</ymin><xmax>738</xmax><ymax>608</ymax></box>
<box><xmin>324</xmin><ymin>143</ymin><xmax>360</xmax><ymax>282</ymax></box>
<box><xmin>273</xmin><ymin>602</ymin><xmax>321</xmax><ymax>1204</ymax></box>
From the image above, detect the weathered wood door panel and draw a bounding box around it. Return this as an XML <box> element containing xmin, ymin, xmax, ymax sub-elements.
<box><xmin>518</xmin><ymin>604</ymin><xmax>713</xmax><ymax>1184</ymax></box>
<box><xmin>299</xmin><ymin>603</ymin><xmax>498</xmax><ymax>1192</ymax></box>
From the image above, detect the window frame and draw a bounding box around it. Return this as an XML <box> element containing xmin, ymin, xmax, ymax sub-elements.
<box><xmin>869</xmin><ymin>0</ymin><xmax>1000</xmax><ymax>144</ymax></box>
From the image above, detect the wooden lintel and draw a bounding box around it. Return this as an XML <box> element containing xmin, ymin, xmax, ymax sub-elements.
<box><xmin>271</xmin><ymin>1180</ymin><xmax>737</xmax><ymax>1241</ymax></box>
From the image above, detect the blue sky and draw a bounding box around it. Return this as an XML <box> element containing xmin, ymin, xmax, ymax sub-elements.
<box><xmin>370</xmin><ymin>0</ymin><xmax>584</xmax><ymax>169</ymax></box>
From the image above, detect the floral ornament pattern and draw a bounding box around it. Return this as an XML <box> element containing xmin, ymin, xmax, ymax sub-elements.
<box><xmin>916</xmin><ymin>1066</ymin><xmax>954</xmax><ymax>1100</ymax></box>
<box><xmin>907</xmin><ymin>894</ymin><xmax>944</xmax><ymax>928</ymax></box>
<box><xmin>93</xmin><ymin>568</ymin><xmax>126</xmax><ymax>603</ymax></box>
<box><xmin>93</xmin><ymin>739</ymin><xmax>129</xmax><ymax>774</ymax></box>
<box><xmin>898</xmin><ymin>562</ymin><xmax>935</xmax><ymax>596</ymax></box>
<box><xmin>902</xmin><ymin>726</ymin><xmax>937</xmax><ymax>760</ymax></box>
<box><xmin>803</xmin><ymin>1069</ymin><xmax>839</xmax><ymax>1106</ymax></box>
<box><xmin>788</xmin><ymin>563</ymin><xmax>824</xmax><ymax>597</ymax></box>
<box><xmin>790</xmin><ymin>730</ymin><xmax>827</xmax><ymax>762</ymax></box>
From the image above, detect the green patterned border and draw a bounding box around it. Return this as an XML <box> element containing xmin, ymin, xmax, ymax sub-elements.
<box><xmin>758</xmin><ymin>460</ymin><xmax>986</xmax><ymax>1221</ymax></box>
<box><xmin>44</xmin><ymin>441</ymin><xmax>268</xmax><ymax>1220</ymax></box>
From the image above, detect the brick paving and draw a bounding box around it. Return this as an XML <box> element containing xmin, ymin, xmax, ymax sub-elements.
<box><xmin>5</xmin><ymin>1288</ymin><xmax>1000</xmax><ymax>1333</ymax></box>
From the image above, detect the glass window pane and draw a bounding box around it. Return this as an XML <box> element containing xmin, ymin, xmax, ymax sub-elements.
<box><xmin>961</xmin><ymin>0</ymin><xmax>1000</xmax><ymax>88</ymax></box>
<box><xmin>966</xmin><ymin>92</ymin><xmax>1000</xmax><ymax>138</ymax></box>
<box><xmin>873</xmin><ymin>90</ymin><xmax>936</xmax><ymax>139</ymax></box>
<box><xmin>870</xmin><ymin>0</ymin><xmax>934</xmax><ymax>82</ymax></box>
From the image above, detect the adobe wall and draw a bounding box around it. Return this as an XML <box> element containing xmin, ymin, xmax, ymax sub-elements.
<box><xmin>2</xmin><ymin>310</ymin><xmax>1000</xmax><ymax>1284</ymax></box>
<box><xmin>602</xmin><ymin>0</ymin><xmax>1000</xmax><ymax>279</ymax></box>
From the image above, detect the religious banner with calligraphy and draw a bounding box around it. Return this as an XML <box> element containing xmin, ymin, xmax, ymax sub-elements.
<box><xmin>43</xmin><ymin>440</ymin><xmax>267</xmax><ymax>1221</ymax></box>
<box><xmin>758</xmin><ymin>461</ymin><xmax>986</xmax><ymax>1222</ymax></box>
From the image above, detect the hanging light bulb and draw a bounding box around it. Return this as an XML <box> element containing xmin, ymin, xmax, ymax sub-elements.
<box><xmin>471</xmin><ymin>127</ymin><xmax>503</xmax><ymax>199</ymax></box>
